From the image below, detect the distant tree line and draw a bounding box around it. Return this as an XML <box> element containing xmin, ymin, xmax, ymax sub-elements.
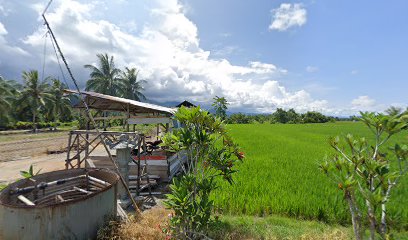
<box><xmin>0</xmin><ymin>71</ymin><xmax>73</xmax><ymax>130</ymax></box>
<box><xmin>0</xmin><ymin>53</ymin><xmax>147</xmax><ymax>130</ymax></box>
<box><xmin>225</xmin><ymin>108</ymin><xmax>338</xmax><ymax>124</ymax></box>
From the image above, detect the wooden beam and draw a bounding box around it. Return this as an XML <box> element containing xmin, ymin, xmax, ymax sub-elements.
<box><xmin>128</xmin><ymin>117</ymin><xmax>172</xmax><ymax>125</ymax></box>
<box><xmin>93</xmin><ymin>116</ymin><xmax>128</xmax><ymax>121</ymax></box>
<box><xmin>127</xmin><ymin>103</ymin><xmax>130</xmax><ymax>132</ymax></box>
<box><xmin>69</xmin><ymin>130</ymin><xmax>138</xmax><ymax>135</ymax></box>
<box><xmin>85</xmin><ymin>158</ymin><xmax>96</xmax><ymax>168</ymax></box>
<box><xmin>77</xmin><ymin>135</ymin><xmax>80</xmax><ymax>168</ymax></box>
<box><xmin>65</xmin><ymin>132</ymin><xmax>72</xmax><ymax>169</ymax></box>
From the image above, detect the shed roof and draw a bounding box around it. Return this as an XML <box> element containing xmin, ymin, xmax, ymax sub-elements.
<box><xmin>64</xmin><ymin>90</ymin><xmax>174</xmax><ymax>116</ymax></box>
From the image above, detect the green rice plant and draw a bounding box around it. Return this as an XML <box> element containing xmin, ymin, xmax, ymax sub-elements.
<box><xmin>212</xmin><ymin>122</ymin><xmax>408</xmax><ymax>229</ymax></box>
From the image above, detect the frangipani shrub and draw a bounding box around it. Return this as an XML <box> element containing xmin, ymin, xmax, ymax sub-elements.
<box><xmin>162</xmin><ymin>106</ymin><xmax>244</xmax><ymax>239</ymax></box>
<box><xmin>320</xmin><ymin>112</ymin><xmax>408</xmax><ymax>240</ymax></box>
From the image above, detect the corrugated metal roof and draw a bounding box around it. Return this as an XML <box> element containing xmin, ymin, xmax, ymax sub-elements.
<box><xmin>64</xmin><ymin>89</ymin><xmax>175</xmax><ymax>115</ymax></box>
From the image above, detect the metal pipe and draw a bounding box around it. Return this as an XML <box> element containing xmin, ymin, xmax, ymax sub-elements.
<box><xmin>10</xmin><ymin>175</ymin><xmax>87</xmax><ymax>195</ymax></box>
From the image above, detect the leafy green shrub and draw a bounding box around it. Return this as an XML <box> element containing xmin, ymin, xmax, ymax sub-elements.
<box><xmin>15</xmin><ymin>121</ymin><xmax>33</xmax><ymax>129</ymax></box>
<box><xmin>20</xmin><ymin>165</ymin><xmax>41</xmax><ymax>178</ymax></box>
<box><xmin>320</xmin><ymin>112</ymin><xmax>408</xmax><ymax>239</ymax></box>
<box><xmin>162</xmin><ymin>106</ymin><xmax>244</xmax><ymax>238</ymax></box>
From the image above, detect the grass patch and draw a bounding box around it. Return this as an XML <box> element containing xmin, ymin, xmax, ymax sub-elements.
<box><xmin>0</xmin><ymin>131</ymin><xmax>69</xmax><ymax>143</ymax></box>
<box><xmin>212</xmin><ymin>122</ymin><xmax>408</xmax><ymax>228</ymax></box>
<box><xmin>209</xmin><ymin>214</ymin><xmax>353</xmax><ymax>240</ymax></box>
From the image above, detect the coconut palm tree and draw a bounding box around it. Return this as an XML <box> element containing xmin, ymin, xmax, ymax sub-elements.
<box><xmin>0</xmin><ymin>76</ymin><xmax>13</xmax><ymax>113</ymax></box>
<box><xmin>16</xmin><ymin>70</ymin><xmax>53</xmax><ymax>130</ymax></box>
<box><xmin>45</xmin><ymin>79</ymin><xmax>72</xmax><ymax>122</ymax></box>
<box><xmin>119</xmin><ymin>67</ymin><xmax>147</xmax><ymax>101</ymax></box>
<box><xmin>84</xmin><ymin>53</ymin><xmax>123</xmax><ymax>96</ymax></box>
<box><xmin>0</xmin><ymin>76</ymin><xmax>22</xmax><ymax>126</ymax></box>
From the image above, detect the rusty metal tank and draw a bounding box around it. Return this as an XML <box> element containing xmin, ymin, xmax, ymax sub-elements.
<box><xmin>0</xmin><ymin>168</ymin><xmax>119</xmax><ymax>240</ymax></box>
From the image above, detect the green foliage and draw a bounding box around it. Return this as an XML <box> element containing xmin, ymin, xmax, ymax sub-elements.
<box><xmin>119</xmin><ymin>67</ymin><xmax>147</xmax><ymax>101</ymax></box>
<box><xmin>3</xmin><ymin>121</ymin><xmax>69</xmax><ymax>130</ymax></box>
<box><xmin>16</xmin><ymin>70</ymin><xmax>54</xmax><ymax>129</ymax></box>
<box><xmin>225</xmin><ymin>108</ymin><xmax>335</xmax><ymax>124</ymax></box>
<box><xmin>165</xmin><ymin>174</ymin><xmax>215</xmax><ymax>234</ymax></box>
<box><xmin>0</xmin><ymin>76</ymin><xmax>17</xmax><ymax>126</ymax></box>
<box><xmin>0</xmin><ymin>71</ymin><xmax>75</xmax><ymax>129</ymax></box>
<box><xmin>20</xmin><ymin>165</ymin><xmax>41</xmax><ymax>179</ymax></box>
<box><xmin>212</xmin><ymin>96</ymin><xmax>229</xmax><ymax>120</ymax></box>
<box><xmin>301</xmin><ymin>111</ymin><xmax>332</xmax><ymax>123</ymax></box>
<box><xmin>211</xmin><ymin>122</ymin><xmax>408</xmax><ymax>230</ymax></box>
<box><xmin>226</xmin><ymin>113</ymin><xmax>251</xmax><ymax>124</ymax></box>
<box><xmin>0</xmin><ymin>184</ymin><xmax>7</xmax><ymax>191</ymax></box>
<box><xmin>208</xmin><ymin>214</ymin><xmax>355</xmax><ymax>240</ymax></box>
<box><xmin>162</xmin><ymin>106</ymin><xmax>243</xmax><ymax>238</ymax></box>
<box><xmin>85</xmin><ymin>54</ymin><xmax>148</xmax><ymax>102</ymax></box>
<box><xmin>14</xmin><ymin>121</ymin><xmax>34</xmax><ymax>130</ymax></box>
<box><xmin>85</xmin><ymin>53</ymin><xmax>123</xmax><ymax>96</ymax></box>
<box><xmin>320</xmin><ymin>112</ymin><xmax>408</xmax><ymax>239</ymax></box>
<box><xmin>46</xmin><ymin>79</ymin><xmax>73</xmax><ymax>122</ymax></box>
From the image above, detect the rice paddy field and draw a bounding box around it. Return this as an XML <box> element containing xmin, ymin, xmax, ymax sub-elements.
<box><xmin>212</xmin><ymin>122</ymin><xmax>408</xmax><ymax>229</ymax></box>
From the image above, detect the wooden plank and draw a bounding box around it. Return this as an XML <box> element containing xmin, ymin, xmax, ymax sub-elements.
<box><xmin>18</xmin><ymin>195</ymin><xmax>35</xmax><ymax>206</ymax></box>
<box><xmin>129</xmin><ymin>175</ymin><xmax>160</xmax><ymax>181</ymax></box>
<box><xmin>76</xmin><ymin>135</ymin><xmax>81</xmax><ymax>168</ymax></box>
<box><xmin>70</xmin><ymin>130</ymin><xmax>138</xmax><ymax>135</ymax></box>
<box><xmin>88</xmin><ymin>176</ymin><xmax>110</xmax><ymax>186</ymax></box>
<box><xmin>117</xmin><ymin>202</ymin><xmax>128</xmax><ymax>221</ymax></box>
<box><xmin>85</xmin><ymin>158</ymin><xmax>96</xmax><ymax>168</ymax></box>
<box><xmin>93</xmin><ymin>115</ymin><xmax>128</xmax><ymax>121</ymax></box>
<box><xmin>74</xmin><ymin>186</ymin><xmax>92</xmax><ymax>194</ymax></box>
<box><xmin>134</xmin><ymin>155</ymin><xmax>167</xmax><ymax>160</ymax></box>
<box><xmin>56</xmin><ymin>195</ymin><xmax>65</xmax><ymax>202</ymax></box>
<box><xmin>139</xmin><ymin>192</ymin><xmax>162</xmax><ymax>196</ymax></box>
<box><xmin>128</xmin><ymin>117</ymin><xmax>171</xmax><ymax>125</ymax></box>
<box><xmin>65</xmin><ymin>132</ymin><xmax>73</xmax><ymax>169</ymax></box>
<box><xmin>129</xmin><ymin>160</ymin><xmax>168</xmax><ymax>166</ymax></box>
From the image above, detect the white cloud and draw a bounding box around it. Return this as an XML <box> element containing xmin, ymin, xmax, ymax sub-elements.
<box><xmin>20</xmin><ymin>0</ymin><xmax>330</xmax><ymax>113</ymax></box>
<box><xmin>306</xmin><ymin>66</ymin><xmax>318</xmax><ymax>73</ymax></box>
<box><xmin>351</xmin><ymin>96</ymin><xmax>376</xmax><ymax>110</ymax></box>
<box><xmin>351</xmin><ymin>69</ymin><xmax>358</xmax><ymax>75</ymax></box>
<box><xmin>0</xmin><ymin>4</ymin><xmax>11</xmax><ymax>16</ymax></box>
<box><xmin>269</xmin><ymin>3</ymin><xmax>307</xmax><ymax>31</ymax></box>
<box><xmin>0</xmin><ymin>22</ymin><xmax>6</xmax><ymax>35</ymax></box>
<box><xmin>211</xmin><ymin>45</ymin><xmax>239</xmax><ymax>57</ymax></box>
<box><xmin>0</xmin><ymin>21</ymin><xmax>30</xmax><ymax>56</ymax></box>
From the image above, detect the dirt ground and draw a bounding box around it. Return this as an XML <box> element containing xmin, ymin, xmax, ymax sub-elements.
<box><xmin>0</xmin><ymin>133</ymin><xmax>70</xmax><ymax>185</ymax></box>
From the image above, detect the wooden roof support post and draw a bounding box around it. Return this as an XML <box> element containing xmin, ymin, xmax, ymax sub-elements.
<box><xmin>76</xmin><ymin>135</ymin><xmax>80</xmax><ymax>168</ymax></box>
<box><xmin>85</xmin><ymin>99</ymin><xmax>90</xmax><ymax>163</ymax></box>
<box><xmin>126</xmin><ymin>103</ymin><xmax>130</xmax><ymax>132</ymax></box>
<box><xmin>43</xmin><ymin>10</ymin><xmax>141</xmax><ymax>212</ymax></box>
<box><xmin>165</xmin><ymin>123</ymin><xmax>169</xmax><ymax>133</ymax></box>
<box><xmin>103</xmin><ymin>111</ymin><xmax>106</xmax><ymax>131</ymax></box>
<box><xmin>65</xmin><ymin>132</ymin><xmax>72</xmax><ymax>170</ymax></box>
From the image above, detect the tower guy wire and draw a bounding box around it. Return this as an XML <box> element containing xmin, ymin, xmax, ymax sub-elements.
<box><xmin>41</xmin><ymin>1</ymin><xmax>140</xmax><ymax>213</ymax></box>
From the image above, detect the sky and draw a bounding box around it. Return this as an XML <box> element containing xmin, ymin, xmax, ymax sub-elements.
<box><xmin>0</xmin><ymin>0</ymin><xmax>407</xmax><ymax>116</ymax></box>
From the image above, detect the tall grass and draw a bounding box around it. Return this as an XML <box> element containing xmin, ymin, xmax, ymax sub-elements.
<box><xmin>212</xmin><ymin>122</ymin><xmax>408</xmax><ymax>228</ymax></box>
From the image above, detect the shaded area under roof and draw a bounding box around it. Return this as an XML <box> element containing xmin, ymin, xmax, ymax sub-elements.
<box><xmin>64</xmin><ymin>90</ymin><xmax>174</xmax><ymax>116</ymax></box>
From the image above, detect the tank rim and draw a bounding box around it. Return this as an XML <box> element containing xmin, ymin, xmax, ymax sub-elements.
<box><xmin>0</xmin><ymin>168</ymin><xmax>119</xmax><ymax>209</ymax></box>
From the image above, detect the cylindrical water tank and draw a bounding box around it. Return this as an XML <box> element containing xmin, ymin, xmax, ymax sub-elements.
<box><xmin>0</xmin><ymin>168</ymin><xmax>119</xmax><ymax>240</ymax></box>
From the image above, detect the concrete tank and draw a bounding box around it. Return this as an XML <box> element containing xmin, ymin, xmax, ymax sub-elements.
<box><xmin>0</xmin><ymin>168</ymin><xmax>119</xmax><ymax>240</ymax></box>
